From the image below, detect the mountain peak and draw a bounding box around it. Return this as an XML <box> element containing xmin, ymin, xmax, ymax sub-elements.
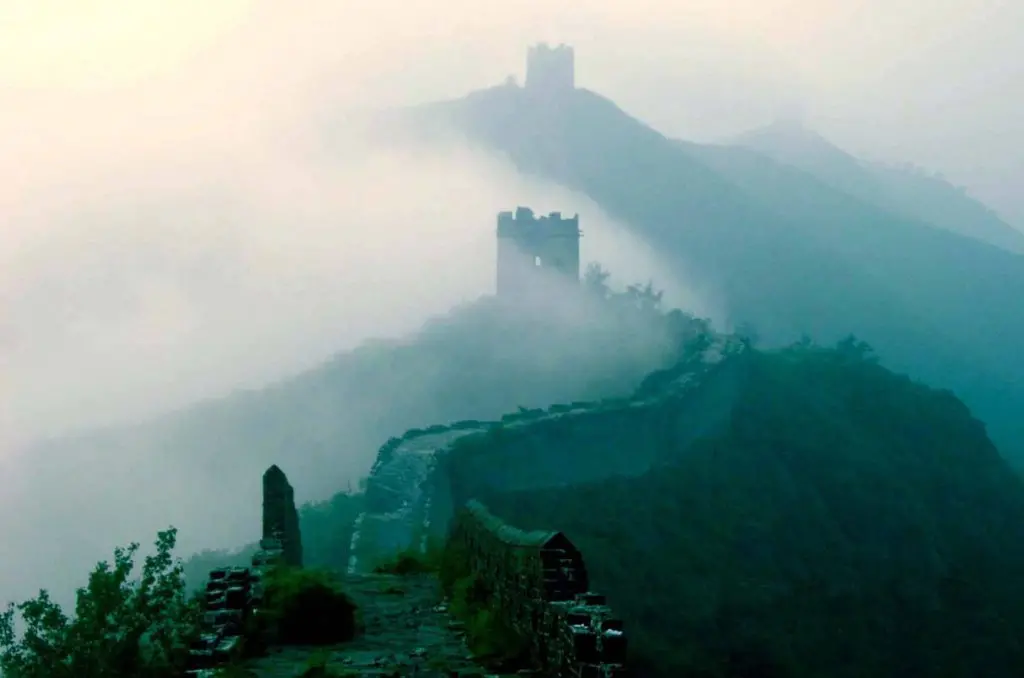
<box><xmin>730</xmin><ymin>119</ymin><xmax>858</xmax><ymax>168</ymax></box>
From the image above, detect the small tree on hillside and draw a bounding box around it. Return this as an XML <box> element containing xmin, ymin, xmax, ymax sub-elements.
<box><xmin>621</xmin><ymin>281</ymin><xmax>664</xmax><ymax>313</ymax></box>
<box><xmin>582</xmin><ymin>262</ymin><xmax>612</xmax><ymax>300</ymax></box>
<box><xmin>835</xmin><ymin>335</ymin><xmax>878</xmax><ymax>364</ymax></box>
<box><xmin>0</xmin><ymin>527</ymin><xmax>200</xmax><ymax>678</ymax></box>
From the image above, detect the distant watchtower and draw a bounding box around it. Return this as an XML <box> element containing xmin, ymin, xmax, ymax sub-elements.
<box><xmin>525</xmin><ymin>43</ymin><xmax>575</xmax><ymax>94</ymax></box>
<box><xmin>496</xmin><ymin>207</ymin><xmax>581</xmax><ymax>297</ymax></box>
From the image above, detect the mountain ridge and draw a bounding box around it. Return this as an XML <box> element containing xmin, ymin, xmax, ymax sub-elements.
<box><xmin>440</xmin><ymin>339</ymin><xmax>1024</xmax><ymax>677</ymax></box>
<box><xmin>730</xmin><ymin>119</ymin><xmax>1024</xmax><ymax>253</ymax></box>
<box><xmin>391</xmin><ymin>81</ymin><xmax>1024</xmax><ymax>465</ymax></box>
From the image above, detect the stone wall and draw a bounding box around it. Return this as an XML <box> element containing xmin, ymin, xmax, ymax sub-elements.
<box><xmin>447</xmin><ymin>499</ymin><xmax>629</xmax><ymax>677</ymax></box>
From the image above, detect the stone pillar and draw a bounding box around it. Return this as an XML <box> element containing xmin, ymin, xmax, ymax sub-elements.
<box><xmin>262</xmin><ymin>465</ymin><xmax>303</xmax><ymax>567</ymax></box>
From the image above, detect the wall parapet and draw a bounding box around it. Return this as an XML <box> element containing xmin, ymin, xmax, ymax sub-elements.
<box><xmin>447</xmin><ymin>499</ymin><xmax>629</xmax><ymax>677</ymax></box>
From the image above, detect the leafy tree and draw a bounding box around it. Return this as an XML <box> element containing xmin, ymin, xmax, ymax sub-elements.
<box><xmin>0</xmin><ymin>527</ymin><xmax>200</xmax><ymax>678</ymax></box>
<box><xmin>582</xmin><ymin>262</ymin><xmax>612</xmax><ymax>299</ymax></box>
<box><xmin>621</xmin><ymin>281</ymin><xmax>664</xmax><ymax>313</ymax></box>
<box><xmin>584</xmin><ymin>261</ymin><xmax>667</xmax><ymax>316</ymax></box>
<box><xmin>834</xmin><ymin>334</ymin><xmax>878</xmax><ymax>363</ymax></box>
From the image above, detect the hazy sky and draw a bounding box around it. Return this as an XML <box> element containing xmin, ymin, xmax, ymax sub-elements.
<box><xmin>2</xmin><ymin>0</ymin><xmax>1021</xmax><ymax>444</ymax></box>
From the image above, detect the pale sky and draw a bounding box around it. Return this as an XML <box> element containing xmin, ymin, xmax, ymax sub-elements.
<box><xmin>1</xmin><ymin>0</ymin><xmax>1022</xmax><ymax>447</ymax></box>
<box><xmin>0</xmin><ymin>1</ymin><xmax>1019</xmax><ymax>196</ymax></box>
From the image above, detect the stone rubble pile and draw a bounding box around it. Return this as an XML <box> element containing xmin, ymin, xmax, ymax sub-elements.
<box><xmin>184</xmin><ymin>464</ymin><xmax>301</xmax><ymax>677</ymax></box>
<box><xmin>555</xmin><ymin>592</ymin><xmax>629</xmax><ymax>677</ymax></box>
<box><xmin>184</xmin><ymin>565</ymin><xmax>253</xmax><ymax>677</ymax></box>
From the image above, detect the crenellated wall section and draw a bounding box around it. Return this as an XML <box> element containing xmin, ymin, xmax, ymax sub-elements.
<box><xmin>345</xmin><ymin>413</ymin><xmax>635</xmax><ymax>674</ymax></box>
<box><xmin>448</xmin><ymin>499</ymin><xmax>629</xmax><ymax>677</ymax></box>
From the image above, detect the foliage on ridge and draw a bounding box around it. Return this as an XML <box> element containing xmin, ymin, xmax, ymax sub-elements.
<box><xmin>466</xmin><ymin>339</ymin><xmax>1024</xmax><ymax>677</ymax></box>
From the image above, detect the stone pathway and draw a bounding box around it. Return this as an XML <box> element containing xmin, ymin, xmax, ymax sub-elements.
<box><xmin>245</xmin><ymin>573</ymin><xmax>492</xmax><ymax>677</ymax></box>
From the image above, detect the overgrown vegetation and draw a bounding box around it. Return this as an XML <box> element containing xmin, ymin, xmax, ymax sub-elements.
<box><xmin>371</xmin><ymin>536</ymin><xmax>447</xmax><ymax>576</ymax></box>
<box><xmin>369</xmin><ymin>538</ymin><xmax>526</xmax><ymax>666</ymax></box>
<box><xmin>372</xmin><ymin>551</ymin><xmax>435</xmax><ymax>576</ymax></box>
<box><xmin>435</xmin><ymin>540</ymin><xmax>527</xmax><ymax>669</ymax></box>
<box><xmin>0</xmin><ymin>529</ymin><xmax>361</xmax><ymax>675</ymax></box>
<box><xmin>465</xmin><ymin>340</ymin><xmax>1024</xmax><ymax>677</ymax></box>
<box><xmin>0</xmin><ymin>527</ymin><xmax>200</xmax><ymax>678</ymax></box>
<box><xmin>254</xmin><ymin>567</ymin><xmax>358</xmax><ymax>647</ymax></box>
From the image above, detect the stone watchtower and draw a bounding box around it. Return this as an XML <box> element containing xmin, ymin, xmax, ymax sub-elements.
<box><xmin>496</xmin><ymin>207</ymin><xmax>581</xmax><ymax>297</ymax></box>
<box><xmin>525</xmin><ymin>43</ymin><xmax>575</xmax><ymax>94</ymax></box>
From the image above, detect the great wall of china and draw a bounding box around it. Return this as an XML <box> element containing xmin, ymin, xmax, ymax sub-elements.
<box><xmin>345</xmin><ymin>412</ymin><xmax>634</xmax><ymax>676</ymax></box>
<box><xmin>186</xmin><ymin>331</ymin><xmax>741</xmax><ymax>676</ymax></box>
<box><xmin>189</xmin><ymin>427</ymin><xmax>632</xmax><ymax>676</ymax></box>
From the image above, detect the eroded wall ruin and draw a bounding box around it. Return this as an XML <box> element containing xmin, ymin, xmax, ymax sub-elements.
<box><xmin>262</xmin><ymin>464</ymin><xmax>302</xmax><ymax>567</ymax></box>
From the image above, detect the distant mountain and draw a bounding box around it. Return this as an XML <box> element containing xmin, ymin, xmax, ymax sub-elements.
<box><xmin>390</xmin><ymin>81</ymin><xmax>1024</xmax><ymax>466</ymax></box>
<box><xmin>447</xmin><ymin>340</ymin><xmax>1024</xmax><ymax>677</ymax></box>
<box><xmin>731</xmin><ymin>120</ymin><xmax>1024</xmax><ymax>253</ymax></box>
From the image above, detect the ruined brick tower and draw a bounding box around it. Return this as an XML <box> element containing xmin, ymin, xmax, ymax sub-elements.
<box><xmin>525</xmin><ymin>43</ymin><xmax>575</xmax><ymax>94</ymax></box>
<box><xmin>496</xmin><ymin>207</ymin><xmax>581</xmax><ymax>297</ymax></box>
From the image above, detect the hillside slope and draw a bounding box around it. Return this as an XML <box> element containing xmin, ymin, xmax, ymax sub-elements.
<box><xmin>3</xmin><ymin>282</ymin><xmax>691</xmax><ymax>609</ymax></box>
<box><xmin>731</xmin><ymin>120</ymin><xmax>1024</xmax><ymax>253</ymax></box>
<box><xmin>444</xmin><ymin>342</ymin><xmax>1024</xmax><ymax>678</ymax></box>
<box><xmin>394</xmin><ymin>82</ymin><xmax>1024</xmax><ymax>465</ymax></box>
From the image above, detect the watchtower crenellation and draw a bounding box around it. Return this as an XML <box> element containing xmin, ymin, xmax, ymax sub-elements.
<box><xmin>525</xmin><ymin>43</ymin><xmax>575</xmax><ymax>94</ymax></box>
<box><xmin>496</xmin><ymin>206</ymin><xmax>581</xmax><ymax>297</ymax></box>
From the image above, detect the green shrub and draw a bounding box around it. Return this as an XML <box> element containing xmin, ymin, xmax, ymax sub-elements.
<box><xmin>438</xmin><ymin>540</ymin><xmax>526</xmax><ymax>669</ymax></box>
<box><xmin>373</xmin><ymin>537</ymin><xmax>446</xmax><ymax>576</ymax></box>
<box><xmin>372</xmin><ymin>551</ymin><xmax>434</xmax><ymax>576</ymax></box>
<box><xmin>447</xmin><ymin>572</ymin><xmax>526</xmax><ymax>667</ymax></box>
<box><xmin>0</xmin><ymin>527</ymin><xmax>200</xmax><ymax>678</ymax></box>
<box><xmin>257</xmin><ymin>567</ymin><xmax>357</xmax><ymax>646</ymax></box>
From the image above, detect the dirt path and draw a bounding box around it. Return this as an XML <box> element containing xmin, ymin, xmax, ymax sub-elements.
<box><xmin>246</xmin><ymin>573</ymin><xmax>492</xmax><ymax>677</ymax></box>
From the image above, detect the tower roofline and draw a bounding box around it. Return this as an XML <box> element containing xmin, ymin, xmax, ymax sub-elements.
<box><xmin>495</xmin><ymin>205</ymin><xmax>581</xmax><ymax>296</ymax></box>
<box><xmin>497</xmin><ymin>206</ymin><xmax>580</xmax><ymax>237</ymax></box>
